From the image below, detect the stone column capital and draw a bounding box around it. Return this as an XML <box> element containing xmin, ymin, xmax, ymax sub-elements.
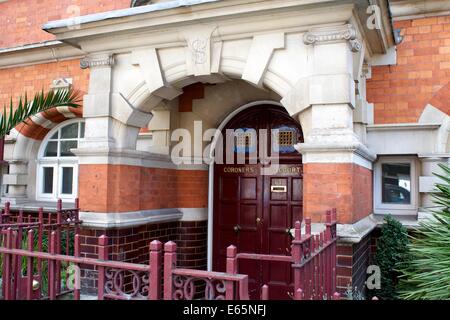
<box><xmin>80</xmin><ymin>54</ymin><xmax>115</xmax><ymax>69</ymax></box>
<box><xmin>303</xmin><ymin>24</ymin><xmax>362</xmax><ymax>52</ymax></box>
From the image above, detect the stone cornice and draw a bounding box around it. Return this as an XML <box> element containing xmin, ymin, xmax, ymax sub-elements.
<box><xmin>73</xmin><ymin>148</ymin><xmax>209</xmax><ymax>170</ymax></box>
<box><xmin>0</xmin><ymin>40</ymin><xmax>85</xmax><ymax>69</ymax></box>
<box><xmin>298</xmin><ymin>141</ymin><xmax>377</xmax><ymax>162</ymax></box>
<box><xmin>41</xmin><ymin>0</ymin><xmax>394</xmax><ymax>56</ymax></box>
<box><xmin>390</xmin><ymin>0</ymin><xmax>450</xmax><ymax>20</ymax></box>
<box><xmin>80</xmin><ymin>208</ymin><xmax>183</xmax><ymax>228</ymax></box>
<box><xmin>366</xmin><ymin>123</ymin><xmax>441</xmax><ymax>132</ymax></box>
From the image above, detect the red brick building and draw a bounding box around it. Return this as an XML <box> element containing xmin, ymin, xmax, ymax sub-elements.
<box><xmin>0</xmin><ymin>0</ymin><xmax>449</xmax><ymax>298</ymax></box>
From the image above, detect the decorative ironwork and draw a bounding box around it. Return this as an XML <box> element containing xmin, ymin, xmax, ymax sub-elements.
<box><xmin>172</xmin><ymin>275</ymin><xmax>227</xmax><ymax>300</ymax></box>
<box><xmin>60</xmin><ymin>209</ymin><xmax>80</xmax><ymax>224</ymax></box>
<box><xmin>104</xmin><ymin>269</ymin><xmax>149</xmax><ymax>300</ymax></box>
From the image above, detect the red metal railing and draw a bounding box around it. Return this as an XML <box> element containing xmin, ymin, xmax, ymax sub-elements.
<box><xmin>163</xmin><ymin>241</ymin><xmax>250</xmax><ymax>300</ymax></box>
<box><xmin>0</xmin><ymin>199</ymin><xmax>81</xmax><ymax>300</ymax></box>
<box><xmin>229</xmin><ymin>209</ymin><xmax>340</xmax><ymax>300</ymax></box>
<box><xmin>0</xmin><ymin>205</ymin><xmax>339</xmax><ymax>301</ymax></box>
<box><xmin>291</xmin><ymin>209</ymin><xmax>339</xmax><ymax>300</ymax></box>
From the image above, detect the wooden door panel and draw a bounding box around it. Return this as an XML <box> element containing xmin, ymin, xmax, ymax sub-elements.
<box><xmin>290</xmin><ymin>205</ymin><xmax>303</xmax><ymax>226</ymax></box>
<box><xmin>239</xmin><ymin>204</ymin><xmax>258</xmax><ymax>229</ymax></box>
<box><xmin>220</xmin><ymin>177</ymin><xmax>239</xmax><ymax>201</ymax></box>
<box><xmin>218</xmin><ymin>202</ymin><xmax>237</xmax><ymax>225</ymax></box>
<box><xmin>268</xmin><ymin>204</ymin><xmax>288</xmax><ymax>228</ymax></box>
<box><xmin>240</xmin><ymin>177</ymin><xmax>258</xmax><ymax>200</ymax></box>
<box><xmin>213</xmin><ymin>106</ymin><xmax>304</xmax><ymax>300</ymax></box>
<box><xmin>291</xmin><ymin>178</ymin><xmax>303</xmax><ymax>202</ymax></box>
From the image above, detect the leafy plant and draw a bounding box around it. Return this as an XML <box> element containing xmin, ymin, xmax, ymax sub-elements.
<box><xmin>0</xmin><ymin>88</ymin><xmax>81</xmax><ymax>138</ymax></box>
<box><xmin>398</xmin><ymin>164</ymin><xmax>450</xmax><ymax>300</ymax></box>
<box><xmin>372</xmin><ymin>215</ymin><xmax>410</xmax><ymax>300</ymax></box>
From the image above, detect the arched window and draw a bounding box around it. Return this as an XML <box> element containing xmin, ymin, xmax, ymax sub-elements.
<box><xmin>37</xmin><ymin>119</ymin><xmax>85</xmax><ymax>201</ymax></box>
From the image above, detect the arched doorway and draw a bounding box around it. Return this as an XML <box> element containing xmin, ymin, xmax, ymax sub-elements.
<box><xmin>213</xmin><ymin>104</ymin><xmax>304</xmax><ymax>299</ymax></box>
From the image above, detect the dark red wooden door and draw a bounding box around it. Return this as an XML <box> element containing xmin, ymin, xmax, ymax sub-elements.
<box><xmin>213</xmin><ymin>105</ymin><xmax>304</xmax><ymax>300</ymax></box>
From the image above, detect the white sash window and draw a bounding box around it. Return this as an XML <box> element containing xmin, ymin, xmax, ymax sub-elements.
<box><xmin>37</xmin><ymin>119</ymin><xmax>85</xmax><ymax>202</ymax></box>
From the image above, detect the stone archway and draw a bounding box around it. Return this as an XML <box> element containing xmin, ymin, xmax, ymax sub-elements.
<box><xmin>211</xmin><ymin>103</ymin><xmax>304</xmax><ymax>300</ymax></box>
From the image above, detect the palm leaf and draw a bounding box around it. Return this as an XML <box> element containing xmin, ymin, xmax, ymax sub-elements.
<box><xmin>0</xmin><ymin>88</ymin><xmax>82</xmax><ymax>138</ymax></box>
<box><xmin>398</xmin><ymin>164</ymin><xmax>450</xmax><ymax>300</ymax></box>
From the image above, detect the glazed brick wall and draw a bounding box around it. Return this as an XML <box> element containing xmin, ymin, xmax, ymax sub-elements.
<box><xmin>303</xmin><ymin>163</ymin><xmax>373</xmax><ymax>224</ymax></box>
<box><xmin>79</xmin><ymin>220</ymin><xmax>208</xmax><ymax>295</ymax></box>
<box><xmin>336</xmin><ymin>234</ymin><xmax>371</xmax><ymax>295</ymax></box>
<box><xmin>0</xmin><ymin>59</ymin><xmax>89</xmax><ymax>108</ymax></box>
<box><xmin>367</xmin><ymin>16</ymin><xmax>450</xmax><ymax>124</ymax></box>
<box><xmin>0</xmin><ymin>0</ymin><xmax>130</xmax><ymax>49</ymax></box>
<box><xmin>177</xmin><ymin>221</ymin><xmax>208</xmax><ymax>269</ymax></box>
<box><xmin>78</xmin><ymin>164</ymin><xmax>209</xmax><ymax>213</ymax></box>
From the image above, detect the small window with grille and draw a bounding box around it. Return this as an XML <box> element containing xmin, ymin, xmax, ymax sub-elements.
<box><xmin>234</xmin><ymin>129</ymin><xmax>256</xmax><ymax>153</ymax></box>
<box><xmin>273</xmin><ymin>127</ymin><xmax>297</xmax><ymax>153</ymax></box>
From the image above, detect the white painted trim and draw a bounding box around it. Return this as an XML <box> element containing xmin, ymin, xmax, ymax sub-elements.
<box><xmin>80</xmin><ymin>208</ymin><xmax>183</xmax><ymax>228</ymax></box>
<box><xmin>179</xmin><ymin>208</ymin><xmax>208</xmax><ymax>221</ymax></box>
<box><xmin>206</xmin><ymin>100</ymin><xmax>283</xmax><ymax>271</ymax></box>
<box><xmin>337</xmin><ymin>214</ymin><xmax>378</xmax><ymax>243</ymax></box>
<box><xmin>373</xmin><ymin>156</ymin><xmax>419</xmax><ymax>216</ymax></box>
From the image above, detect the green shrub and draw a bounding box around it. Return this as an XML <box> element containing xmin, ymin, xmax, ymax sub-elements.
<box><xmin>372</xmin><ymin>215</ymin><xmax>410</xmax><ymax>300</ymax></box>
<box><xmin>398</xmin><ymin>164</ymin><xmax>450</xmax><ymax>300</ymax></box>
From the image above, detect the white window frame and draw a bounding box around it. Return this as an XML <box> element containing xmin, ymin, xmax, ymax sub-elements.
<box><xmin>374</xmin><ymin>156</ymin><xmax>419</xmax><ymax>215</ymax></box>
<box><xmin>37</xmin><ymin>164</ymin><xmax>58</xmax><ymax>200</ymax></box>
<box><xmin>36</xmin><ymin>119</ymin><xmax>84</xmax><ymax>202</ymax></box>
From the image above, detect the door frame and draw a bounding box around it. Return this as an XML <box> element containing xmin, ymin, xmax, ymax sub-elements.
<box><xmin>206</xmin><ymin>100</ymin><xmax>299</xmax><ymax>271</ymax></box>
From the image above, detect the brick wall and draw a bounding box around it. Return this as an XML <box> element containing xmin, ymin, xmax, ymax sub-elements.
<box><xmin>0</xmin><ymin>59</ymin><xmax>89</xmax><ymax>109</ymax></box>
<box><xmin>368</xmin><ymin>16</ymin><xmax>450</xmax><ymax>124</ymax></box>
<box><xmin>336</xmin><ymin>234</ymin><xmax>371</xmax><ymax>295</ymax></box>
<box><xmin>79</xmin><ymin>220</ymin><xmax>208</xmax><ymax>295</ymax></box>
<box><xmin>78</xmin><ymin>165</ymin><xmax>209</xmax><ymax>213</ymax></box>
<box><xmin>303</xmin><ymin>163</ymin><xmax>373</xmax><ymax>224</ymax></box>
<box><xmin>177</xmin><ymin>221</ymin><xmax>208</xmax><ymax>269</ymax></box>
<box><xmin>0</xmin><ymin>0</ymin><xmax>130</xmax><ymax>49</ymax></box>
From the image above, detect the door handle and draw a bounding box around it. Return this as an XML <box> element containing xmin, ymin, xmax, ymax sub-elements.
<box><xmin>256</xmin><ymin>217</ymin><xmax>262</xmax><ymax>225</ymax></box>
<box><xmin>234</xmin><ymin>225</ymin><xmax>241</xmax><ymax>233</ymax></box>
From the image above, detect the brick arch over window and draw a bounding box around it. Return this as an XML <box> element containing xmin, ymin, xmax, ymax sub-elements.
<box><xmin>15</xmin><ymin>106</ymin><xmax>82</xmax><ymax>141</ymax></box>
<box><xmin>430</xmin><ymin>82</ymin><xmax>450</xmax><ymax>116</ymax></box>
